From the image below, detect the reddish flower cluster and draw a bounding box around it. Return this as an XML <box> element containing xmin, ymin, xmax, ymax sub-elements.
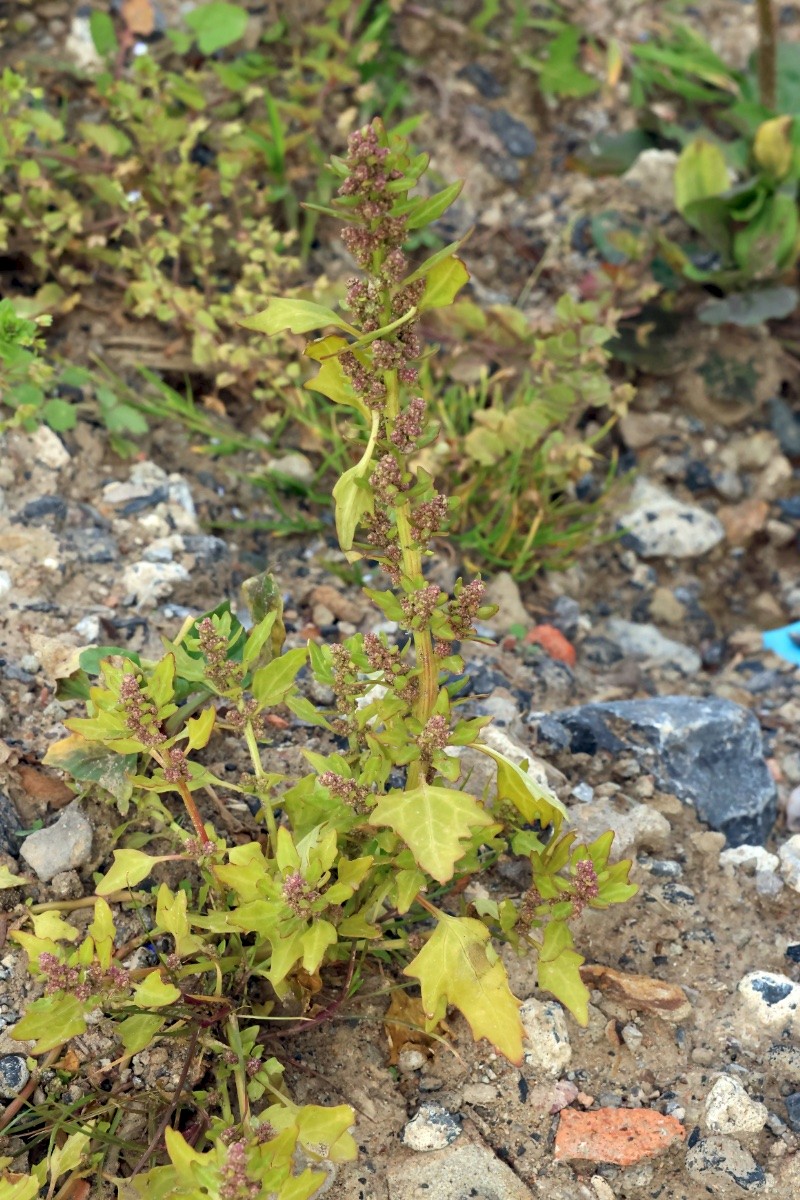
<box><xmin>410</xmin><ymin>494</ymin><xmax>448</xmax><ymax>543</ymax></box>
<box><xmin>418</xmin><ymin>714</ymin><xmax>450</xmax><ymax>771</ymax></box>
<box><xmin>371</xmin><ymin>453</ymin><xmax>405</xmax><ymax>505</ymax></box>
<box><xmin>571</xmin><ymin>858</ymin><xmax>600</xmax><ymax>916</ymax></box>
<box><xmin>39</xmin><ymin>952</ymin><xmax>130</xmax><ymax>1001</ymax></box>
<box><xmin>281</xmin><ymin>870</ymin><xmax>319</xmax><ymax>917</ymax></box>
<box><xmin>390</xmin><ymin>396</ymin><xmax>426</xmax><ymax>452</ymax></box>
<box><xmin>219</xmin><ymin>1138</ymin><xmax>260</xmax><ymax>1200</ymax></box>
<box><xmin>401</xmin><ymin>583</ymin><xmax>441</xmax><ymax>630</ymax></box>
<box><xmin>163</xmin><ymin>744</ymin><xmax>190</xmax><ymax>783</ymax></box>
<box><xmin>197</xmin><ymin>617</ymin><xmax>243</xmax><ymax>693</ymax></box>
<box><xmin>120</xmin><ymin>673</ymin><xmax>166</xmax><ymax>747</ymax></box>
<box><xmin>318</xmin><ymin>770</ymin><xmax>369</xmax><ymax>813</ymax></box>
<box><xmin>449</xmin><ymin>579</ymin><xmax>487</xmax><ymax>638</ymax></box>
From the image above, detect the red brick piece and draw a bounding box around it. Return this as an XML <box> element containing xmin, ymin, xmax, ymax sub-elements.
<box><xmin>554</xmin><ymin>1107</ymin><xmax>686</xmax><ymax>1167</ymax></box>
<box><xmin>524</xmin><ymin>624</ymin><xmax>577</xmax><ymax>667</ymax></box>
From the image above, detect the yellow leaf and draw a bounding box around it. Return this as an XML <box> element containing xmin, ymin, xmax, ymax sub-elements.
<box><xmin>370</xmin><ymin>783</ymin><xmax>494</xmax><ymax>884</ymax></box>
<box><xmin>418</xmin><ymin>254</ymin><xmax>470</xmax><ymax>311</ymax></box>
<box><xmin>132</xmin><ymin>970</ymin><xmax>181</xmax><ymax>1008</ymax></box>
<box><xmin>404</xmin><ymin>912</ymin><xmax>523</xmax><ymax>1063</ymax></box>
<box><xmin>753</xmin><ymin>115</ymin><xmax>794</xmax><ymax>180</ymax></box>
<box><xmin>332</xmin><ymin>411</ymin><xmax>379</xmax><ymax>557</ymax></box>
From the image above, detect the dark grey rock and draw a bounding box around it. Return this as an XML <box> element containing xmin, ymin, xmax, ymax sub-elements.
<box><xmin>769</xmin><ymin>396</ymin><xmax>800</xmax><ymax>457</ymax></box>
<box><xmin>534</xmin><ymin>715</ymin><xmax>571</xmax><ymax>750</ymax></box>
<box><xmin>551</xmin><ymin>595</ymin><xmax>581</xmax><ymax>640</ymax></box>
<box><xmin>63</xmin><ymin>528</ymin><xmax>119</xmax><ymax>563</ymax></box>
<box><xmin>0</xmin><ymin>790</ymin><xmax>23</xmax><ymax>857</ymax></box>
<box><xmin>15</xmin><ymin>495</ymin><xmax>68</xmax><ymax>526</ymax></box>
<box><xmin>487</xmin><ymin>108</ymin><xmax>537</xmax><ymax>157</ymax></box>
<box><xmin>767</xmin><ymin>1043</ymin><xmax>800</xmax><ymax>1085</ymax></box>
<box><xmin>785</xmin><ymin>1093</ymin><xmax>800</xmax><ymax>1131</ymax></box>
<box><xmin>182</xmin><ymin>535</ymin><xmax>230</xmax><ymax>563</ymax></box>
<box><xmin>543</xmin><ymin>697</ymin><xmax>777</xmax><ymax>846</ymax></box>
<box><xmin>0</xmin><ymin>1055</ymin><xmax>30</xmax><ymax>1099</ymax></box>
<box><xmin>457</xmin><ymin>63</ymin><xmax>505</xmax><ymax>98</ymax></box>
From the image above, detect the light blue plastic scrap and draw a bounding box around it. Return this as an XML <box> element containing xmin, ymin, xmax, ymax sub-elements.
<box><xmin>762</xmin><ymin>621</ymin><xmax>800</xmax><ymax>666</ymax></box>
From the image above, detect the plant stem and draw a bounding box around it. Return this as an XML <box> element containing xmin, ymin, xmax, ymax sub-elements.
<box><xmin>244</xmin><ymin>720</ymin><xmax>278</xmax><ymax>851</ymax></box>
<box><xmin>176</xmin><ymin>780</ymin><xmax>212</xmax><ymax>848</ymax></box>
<box><xmin>757</xmin><ymin>0</ymin><xmax>777</xmax><ymax>110</ymax></box>
<box><xmin>383</xmin><ymin>369</ymin><xmax>438</xmax><ymax>758</ymax></box>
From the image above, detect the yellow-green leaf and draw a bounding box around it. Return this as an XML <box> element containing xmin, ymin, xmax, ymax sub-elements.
<box><xmin>49</xmin><ymin>1128</ymin><xmax>92</xmax><ymax>1185</ymax></box>
<box><xmin>117</xmin><ymin>1013</ymin><xmax>165</xmax><ymax>1055</ymax></box>
<box><xmin>251</xmin><ymin>646</ymin><xmax>308</xmax><ymax>708</ymax></box>
<box><xmin>370</xmin><ymin>783</ymin><xmax>493</xmax><ymax>884</ymax></box>
<box><xmin>304</xmin><ymin>336</ymin><xmax>370</xmax><ymax>419</ymax></box>
<box><xmin>404</xmin><ymin>912</ymin><xmax>523</xmax><ymax>1062</ymax></box>
<box><xmin>474</xmin><ymin>743</ymin><xmax>568</xmax><ymax>827</ymax></box>
<box><xmin>185</xmin><ymin>706</ymin><xmax>216</xmax><ymax>750</ymax></box>
<box><xmin>675</xmin><ymin>139</ymin><xmax>730</xmax><ymax>215</ymax></box>
<box><xmin>132</xmin><ymin>970</ymin><xmax>181</xmax><ymax>1009</ymax></box>
<box><xmin>537</xmin><ymin>919</ymin><xmax>589</xmax><ymax>1025</ymax></box>
<box><xmin>753</xmin><ymin>115</ymin><xmax>794</xmax><ymax>180</ymax></box>
<box><xmin>332</xmin><ymin>411</ymin><xmax>379</xmax><ymax>557</ymax></box>
<box><xmin>301</xmin><ymin>920</ymin><xmax>337</xmax><ymax>973</ymax></box>
<box><xmin>241</xmin><ymin>298</ymin><xmax>355</xmax><ymax>336</ymax></box>
<box><xmin>95</xmin><ymin>848</ymin><xmax>165</xmax><ymax>895</ymax></box>
<box><xmin>418</xmin><ymin>254</ymin><xmax>470</xmax><ymax>311</ymax></box>
<box><xmin>0</xmin><ymin>865</ymin><xmax>27</xmax><ymax>889</ymax></box>
<box><xmin>12</xmin><ymin>993</ymin><xmax>87</xmax><ymax>1053</ymax></box>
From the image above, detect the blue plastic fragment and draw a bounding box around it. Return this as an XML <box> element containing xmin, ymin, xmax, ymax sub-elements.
<box><xmin>762</xmin><ymin>621</ymin><xmax>800</xmax><ymax>666</ymax></box>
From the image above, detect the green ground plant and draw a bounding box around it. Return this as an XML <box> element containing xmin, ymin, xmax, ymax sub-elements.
<box><xmin>0</xmin><ymin>1</ymin><xmax>406</xmax><ymax>401</ymax></box>
<box><xmin>0</xmin><ymin>121</ymin><xmax>635</xmax><ymax>1200</ymax></box>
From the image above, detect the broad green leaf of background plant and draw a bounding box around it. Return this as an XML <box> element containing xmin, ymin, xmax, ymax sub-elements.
<box><xmin>185</xmin><ymin>2</ymin><xmax>249</xmax><ymax>55</ymax></box>
<box><xmin>418</xmin><ymin>255</ymin><xmax>470</xmax><ymax>311</ymax></box>
<box><xmin>734</xmin><ymin>191</ymin><xmax>799</xmax><ymax>276</ymax></box>
<box><xmin>753</xmin><ymin>116</ymin><xmax>794</xmax><ymax>180</ymax></box>
<box><xmin>474</xmin><ymin>743</ymin><xmax>568</xmax><ymax>826</ymax></box>
<box><xmin>370</xmin><ymin>783</ymin><xmax>494</xmax><ymax>884</ymax></box>
<box><xmin>42</xmin><ymin>734</ymin><xmax>135</xmax><ymax>805</ymax></box>
<box><xmin>536</xmin><ymin>918</ymin><xmax>589</xmax><ymax>1025</ymax></box>
<box><xmin>675</xmin><ymin>140</ymin><xmax>730</xmax><ymax>207</ymax></box>
<box><xmin>404</xmin><ymin>912</ymin><xmax>523</xmax><ymax>1062</ymax></box>
<box><xmin>241</xmin><ymin>299</ymin><xmax>355</xmax><ymax>336</ymax></box>
<box><xmin>332</xmin><ymin>411</ymin><xmax>379</xmax><ymax>556</ymax></box>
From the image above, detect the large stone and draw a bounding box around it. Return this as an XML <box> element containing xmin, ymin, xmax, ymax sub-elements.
<box><xmin>618</xmin><ymin>479</ymin><xmax>724</xmax><ymax>558</ymax></box>
<box><xmin>386</xmin><ymin>1138</ymin><xmax>534</xmax><ymax>1199</ymax></box>
<box><xmin>20</xmin><ymin>803</ymin><xmax>93</xmax><ymax>882</ymax></box>
<box><xmin>538</xmin><ymin>697</ymin><xmax>777</xmax><ymax>846</ymax></box>
<box><xmin>686</xmin><ymin>1135</ymin><xmax>766</xmax><ymax>1192</ymax></box>
<box><xmin>520</xmin><ymin>997</ymin><xmax>572</xmax><ymax>1078</ymax></box>
<box><xmin>705</xmin><ymin>1075</ymin><xmax>768</xmax><ymax>1134</ymax></box>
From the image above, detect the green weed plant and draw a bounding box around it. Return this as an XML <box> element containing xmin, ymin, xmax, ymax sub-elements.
<box><xmin>0</xmin><ymin>122</ymin><xmax>635</xmax><ymax>1199</ymax></box>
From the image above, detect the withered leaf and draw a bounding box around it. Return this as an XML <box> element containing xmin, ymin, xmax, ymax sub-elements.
<box><xmin>581</xmin><ymin>964</ymin><xmax>692</xmax><ymax>1022</ymax></box>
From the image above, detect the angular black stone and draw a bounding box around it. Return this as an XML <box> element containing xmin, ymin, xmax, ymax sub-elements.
<box><xmin>543</xmin><ymin>696</ymin><xmax>777</xmax><ymax>846</ymax></box>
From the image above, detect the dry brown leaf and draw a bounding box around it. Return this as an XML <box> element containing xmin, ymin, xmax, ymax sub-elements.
<box><xmin>122</xmin><ymin>0</ymin><xmax>155</xmax><ymax>36</ymax></box>
<box><xmin>28</xmin><ymin>634</ymin><xmax>82</xmax><ymax>682</ymax></box>
<box><xmin>384</xmin><ymin>990</ymin><xmax>436</xmax><ymax>1064</ymax></box>
<box><xmin>17</xmin><ymin>765</ymin><xmax>74</xmax><ymax>809</ymax></box>
<box><xmin>581</xmin><ymin>964</ymin><xmax>692</xmax><ymax>1022</ymax></box>
<box><xmin>718</xmin><ymin>497</ymin><xmax>769</xmax><ymax>546</ymax></box>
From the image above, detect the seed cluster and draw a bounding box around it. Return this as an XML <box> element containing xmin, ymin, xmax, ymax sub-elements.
<box><xmin>120</xmin><ymin>673</ymin><xmax>166</xmax><ymax>747</ymax></box>
<box><xmin>39</xmin><ymin>952</ymin><xmax>130</xmax><ymax>1002</ymax></box>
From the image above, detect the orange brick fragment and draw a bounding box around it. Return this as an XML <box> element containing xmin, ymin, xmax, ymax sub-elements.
<box><xmin>554</xmin><ymin>1107</ymin><xmax>685</xmax><ymax>1167</ymax></box>
<box><xmin>524</xmin><ymin>624</ymin><xmax>577</xmax><ymax>667</ymax></box>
